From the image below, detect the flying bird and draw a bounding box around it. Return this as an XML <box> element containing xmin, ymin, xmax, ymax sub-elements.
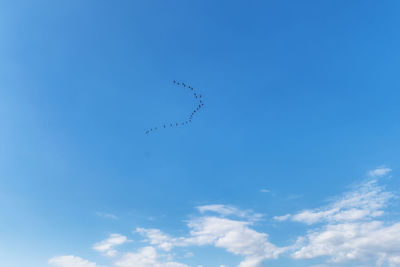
<box><xmin>145</xmin><ymin>80</ymin><xmax>205</xmax><ymax>134</ymax></box>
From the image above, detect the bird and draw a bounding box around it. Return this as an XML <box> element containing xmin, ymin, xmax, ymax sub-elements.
<box><xmin>146</xmin><ymin>80</ymin><xmax>205</xmax><ymax>134</ymax></box>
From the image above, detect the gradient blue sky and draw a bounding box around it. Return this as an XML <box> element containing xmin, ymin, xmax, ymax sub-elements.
<box><xmin>1</xmin><ymin>1</ymin><xmax>400</xmax><ymax>267</ymax></box>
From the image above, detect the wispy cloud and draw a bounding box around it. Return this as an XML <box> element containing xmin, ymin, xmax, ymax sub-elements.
<box><xmin>185</xmin><ymin>216</ymin><xmax>288</xmax><ymax>267</ymax></box>
<box><xmin>292</xmin><ymin>221</ymin><xmax>400</xmax><ymax>265</ymax></box>
<box><xmin>273</xmin><ymin>214</ymin><xmax>291</xmax><ymax>222</ymax></box>
<box><xmin>284</xmin><ymin>173</ymin><xmax>400</xmax><ymax>266</ymax></box>
<box><xmin>137</xmin><ymin>205</ymin><xmax>287</xmax><ymax>267</ymax></box>
<box><xmin>93</xmin><ymin>234</ymin><xmax>129</xmax><ymax>257</ymax></box>
<box><xmin>136</xmin><ymin>228</ymin><xmax>181</xmax><ymax>252</ymax></box>
<box><xmin>259</xmin><ymin>189</ymin><xmax>271</xmax><ymax>193</ymax></box>
<box><xmin>114</xmin><ymin>246</ymin><xmax>189</xmax><ymax>267</ymax></box>
<box><xmin>274</xmin><ymin>179</ymin><xmax>393</xmax><ymax>224</ymax></box>
<box><xmin>48</xmin><ymin>255</ymin><xmax>105</xmax><ymax>267</ymax></box>
<box><xmin>196</xmin><ymin>204</ymin><xmax>263</xmax><ymax>221</ymax></box>
<box><xmin>368</xmin><ymin>167</ymin><xmax>392</xmax><ymax>177</ymax></box>
<box><xmin>50</xmin><ymin>167</ymin><xmax>400</xmax><ymax>267</ymax></box>
<box><xmin>96</xmin><ymin>212</ymin><xmax>118</xmax><ymax>220</ymax></box>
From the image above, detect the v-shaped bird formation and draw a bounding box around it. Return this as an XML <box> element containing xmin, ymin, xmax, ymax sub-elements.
<box><xmin>145</xmin><ymin>80</ymin><xmax>205</xmax><ymax>134</ymax></box>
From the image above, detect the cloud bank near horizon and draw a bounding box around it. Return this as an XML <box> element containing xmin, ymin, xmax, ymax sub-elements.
<box><xmin>49</xmin><ymin>167</ymin><xmax>400</xmax><ymax>267</ymax></box>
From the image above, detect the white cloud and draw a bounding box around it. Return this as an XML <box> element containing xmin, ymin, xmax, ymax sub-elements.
<box><xmin>48</xmin><ymin>255</ymin><xmax>104</xmax><ymax>267</ymax></box>
<box><xmin>96</xmin><ymin>212</ymin><xmax>118</xmax><ymax>220</ymax></box>
<box><xmin>186</xmin><ymin>217</ymin><xmax>286</xmax><ymax>260</ymax></box>
<box><xmin>138</xmin><ymin>214</ymin><xmax>288</xmax><ymax>267</ymax></box>
<box><xmin>196</xmin><ymin>204</ymin><xmax>263</xmax><ymax>221</ymax></box>
<box><xmin>289</xmin><ymin>177</ymin><xmax>400</xmax><ymax>266</ymax></box>
<box><xmin>259</xmin><ymin>189</ymin><xmax>270</xmax><ymax>193</ymax></box>
<box><xmin>274</xmin><ymin>179</ymin><xmax>393</xmax><ymax>225</ymax></box>
<box><xmin>93</xmin><ymin>234</ymin><xmax>129</xmax><ymax>257</ymax></box>
<box><xmin>273</xmin><ymin>214</ymin><xmax>291</xmax><ymax>222</ymax></box>
<box><xmin>368</xmin><ymin>167</ymin><xmax>392</xmax><ymax>177</ymax></box>
<box><xmin>51</xmin><ymin>167</ymin><xmax>400</xmax><ymax>267</ymax></box>
<box><xmin>136</xmin><ymin>228</ymin><xmax>182</xmax><ymax>251</ymax></box>
<box><xmin>114</xmin><ymin>246</ymin><xmax>189</xmax><ymax>267</ymax></box>
<box><xmin>292</xmin><ymin>221</ymin><xmax>400</xmax><ymax>265</ymax></box>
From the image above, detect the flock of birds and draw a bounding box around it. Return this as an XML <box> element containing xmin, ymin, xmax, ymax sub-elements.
<box><xmin>145</xmin><ymin>80</ymin><xmax>205</xmax><ymax>134</ymax></box>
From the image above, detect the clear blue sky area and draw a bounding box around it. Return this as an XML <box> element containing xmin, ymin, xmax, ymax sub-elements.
<box><xmin>1</xmin><ymin>1</ymin><xmax>400</xmax><ymax>267</ymax></box>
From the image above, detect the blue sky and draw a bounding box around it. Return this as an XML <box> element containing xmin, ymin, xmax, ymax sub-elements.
<box><xmin>1</xmin><ymin>1</ymin><xmax>400</xmax><ymax>266</ymax></box>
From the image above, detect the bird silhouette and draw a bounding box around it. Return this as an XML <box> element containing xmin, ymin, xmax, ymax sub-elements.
<box><xmin>146</xmin><ymin>80</ymin><xmax>205</xmax><ymax>134</ymax></box>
